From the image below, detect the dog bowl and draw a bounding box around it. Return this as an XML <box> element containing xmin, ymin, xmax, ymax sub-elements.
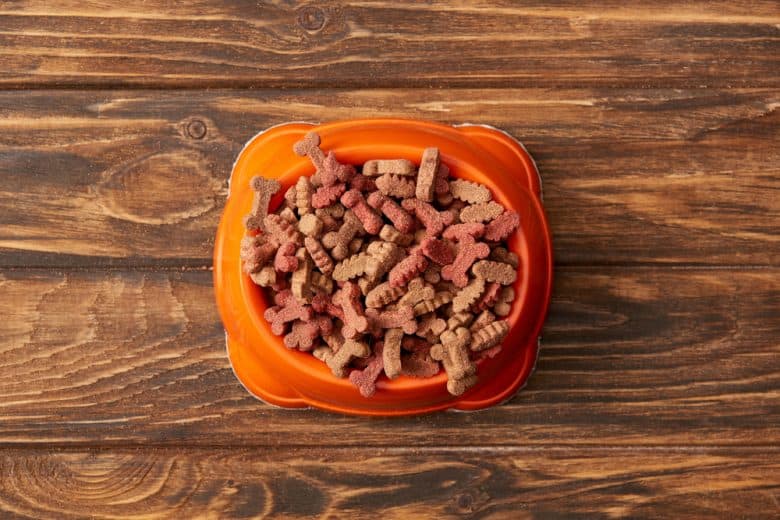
<box><xmin>214</xmin><ymin>119</ymin><xmax>552</xmax><ymax>415</ymax></box>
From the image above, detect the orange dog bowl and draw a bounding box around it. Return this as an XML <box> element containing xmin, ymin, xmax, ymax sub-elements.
<box><xmin>214</xmin><ymin>119</ymin><xmax>552</xmax><ymax>416</ymax></box>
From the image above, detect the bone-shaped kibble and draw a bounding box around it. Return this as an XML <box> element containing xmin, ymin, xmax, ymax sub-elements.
<box><xmin>430</xmin><ymin>327</ymin><xmax>476</xmax><ymax>395</ymax></box>
<box><xmin>320</xmin><ymin>151</ymin><xmax>355</xmax><ymax>186</ymax></box>
<box><xmin>442</xmin><ymin>222</ymin><xmax>485</xmax><ymax>242</ymax></box>
<box><xmin>341</xmin><ymin>189</ymin><xmax>383</xmax><ymax>235</ymax></box>
<box><xmin>295</xmin><ymin>176</ymin><xmax>313</xmax><ymax>216</ymax></box>
<box><xmin>388</xmin><ymin>248</ymin><xmax>428</xmax><ymax>287</ymax></box>
<box><xmin>315</xmin><ymin>338</ymin><xmax>370</xmax><ymax>378</ymax></box>
<box><xmin>420</xmin><ymin>237</ymin><xmax>456</xmax><ymax>265</ymax></box>
<box><xmin>240</xmin><ymin>235</ymin><xmax>276</xmax><ymax>273</ymax></box>
<box><xmin>264</xmin><ymin>290</ymin><xmax>313</xmax><ymax>335</ymax></box>
<box><xmin>366</xmin><ymin>191</ymin><xmax>415</xmax><ymax>233</ymax></box>
<box><xmin>264</xmin><ymin>214</ymin><xmax>302</xmax><ymax>247</ymax></box>
<box><xmin>413</xmin><ymin>291</ymin><xmax>453</xmax><ymax>317</ymax></box>
<box><xmin>460</xmin><ymin>201</ymin><xmax>504</xmax><ymax>224</ymax></box>
<box><xmin>363</xmin><ymin>159</ymin><xmax>416</xmax><ymax>177</ymax></box>
<box><xmin>365</xmin><ymin>281</ymin><xmax>405</xmax><ymax>308</ymax></box>
<box><xmin>349</xmin><ymin>341</ymin><xmax>384</xmax><ymax>397</ymax></box>
<box><xmin>304</xmin><ymin>236</ymin><xmax>334</xmax><ymax>276</ymax></box>
<box><xmin>493</xmin><ymin>287</ymin><xmax>515</xmax><ymax>317</ymax></box>
<box><xmin>293</xmin><ymin>132</ymin><xmax>325</xmax><ymax>171</ymax></box>
<box><xmin>376</xmin><ymin>174</ymin><xmax>416</xmax><ymax>198</ymax></box>
<box><xmin>379</xmin><ymin>224</ymin><xmax>413</xmax><ymax>246</ymax></box>
<box><xmin>401</xmin><ymin>350</ymin><xmax>441</xmax><ymax>378</ymax></box>
<box><xmin>383</xmin><ymin>328</ymin><xmax>404</xmax><ymax>379</ymax></box>
<box><xmin>415</xmin><ymin>147</ymin><xmax>439</xmax><ymax>202</ymax></box>
<box><xmin>274</xmin><ymin>241</ymin><xmax>298</xmax><ymax>273</ymax></box>
<box><xmin>312</xmin><ymin>183</ymin><xmax>347</xmax><ymax>209</ymax></box>
<box><xmin>441</xmin><ymin>235</ymin><xmax>490</xmax><ymax>288</ymax></box>
<box><xmin>484</xmin><ymin>210</ymin><xmax>520</xmax><ymax>241</ymax></box>
<box><xmin>290</xmin><ymin>247</ymin><xmax>313</xmax><ymax>301</ymax></box>
<box><xmin>470</xmin><ymin>310</ymin><xmax>496</xmax><ymax>333</ymax></box>
<box><xmin>333</xmin><ymin>281</ymin><xmax>369</xmax><ymax>338</ymax></box>
<box><xmin>452</xmin><ymin>277</ymin><xmax>486</xmax><ymax>313</ymax></box>
<box><xmin>474</xmin><ymin>281</ymin><xmax>501</xmax><ymax>311</ymax></box>
<box><xmin>471</xmin><ymin>320</ymin><xmax>510</xmax><ymax>352</ymax></box>
<box><xmin>399</xmin><ymin>278</ymin><xmax>435</xmax><ymax>306</ymax></box>
<box><xmin>322</xmin><ymin>211</ymin><xmax>362</xmax><ymax>260</ymax></box>
<box><xmin>298</xmin><ymin>213</ymin><xmax>323</xmax><ymax>238</ymax></box>
<box><xmin>249</xmin><ymin>266</ymin><xmax>277</xmax><ymax>287</ymax></box>
<box><xmin>284</xmin><ymin>316</ymin><xmax>333</xmax><ymax>351</ymax></box>
<box><xmin>333</xmin><ymin>252</ymin><xmax>372</xmax><ymax>282</ymax></box>
<box><xmin>311</xmin><ymin>293</ymin><xmax>345</xmax><ymax>321</ymax></box>
<box><xmin>489</xmin><ymin>246</ymin><xmax>519</xmax><ymax>268</ymax></box>
<box><xmin>450</xmin><ymin>179</ymin><xmax>491</xmax><ymax>204</ymax></box>
<box><xmin>366</xmin><ymin>305</ymin><xmax>417</xmax><ymax>335</ymax></box>
<box><xmin>472</xmin><ymin>260</ymin><xmax>517</xmax><ymax>285</ymax></box>
<box><xmin>401</xmin><ymin>198</ymin><xmax>454</xmax><ymax>237</ymax></box>
<box><xmin>244</xmin><ymin>176</ymin><xmax>281</xmax><ymax>231</ymax></box>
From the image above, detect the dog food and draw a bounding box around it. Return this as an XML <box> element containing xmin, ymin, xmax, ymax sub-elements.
<box><xmin>243</xmin><ymin>133</ymin><xmax>521</xmax><ymax>396</ymax></box>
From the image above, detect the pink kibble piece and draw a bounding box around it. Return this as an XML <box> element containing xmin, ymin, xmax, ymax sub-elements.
<box><xmin>484</xmin><ymin>210</ymin><xmax>520</xmax><ymax>241</ymax></box>
<box><xmin>274</xmin><ymin>242</ymin><xmax>298</xmax><ymax>273</ymax></box>
<box><xmin>388</xmin><ymin>248</ymin><xmax>428</xmax><ymax>287</ymax></box>
<box><xmin>367</xmin><ymin>191</ymin><xmax>415</xmax><ymax>233</ymax></box>
<box><xmin>264</xmin><ymin>290</ymin><xmax>313</xmax><ymax>335</ymax></box>
<box><xmin>420</xmin><ymin>236</ymin><xmax>455</xmax><ymax>265</ymax></box>
<box><xmin>443</xmin><ymin>222</ymin><xmax>485</xmax><ymax>242</ymax></box>
<box><xmin>401</xmin><ymin>198</ymin><xmax>454</xmax><ymax>237</ymax></box>
<box><xmin>349</xmin><ymin>341</ymin><xmax>384</xmax><ymax>397</ymax></box>
<box><xmin>312</xmin><ymin>183</ymin><xmax>347</xmax><ymax>209</ymax></box>
<box><xmin>441</xmin><ymin>235</ymin><xmax>490</xmax><ymax>288</ymax></box>
<box><xmin>341</xmin><ymin>189</ymin><xmax>383</xmax><ymax>235</ymax></box>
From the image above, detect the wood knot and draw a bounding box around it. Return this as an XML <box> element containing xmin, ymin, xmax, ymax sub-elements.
<box><xmin>297</xmin><ymin>5</ymin><xmax>326</xmax><ymax>32</ymax></box>
<box><xmin>186</xmin><ymin>119</ymin><xmax>207</xmax><ymax>140</ymax></box>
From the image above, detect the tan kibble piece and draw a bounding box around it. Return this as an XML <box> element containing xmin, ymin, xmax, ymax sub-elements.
<box><xmin>430</xmin><ymin>327</ymin><xmax>476</xmax><ymax>396</ymax></box>
<box><xmin>279</xmin><ymin>207</ymin><xmax>298</xmax><ymax>224</ymax></box>
<box><xmin>376</xmin><ymin>174</ymin><xmax>416</xmax><ymax>198</ymax></box>
<box><xmin>365</xmin><ymin>281</ymin><xmax>405</xmax><ymax>308</ymax></box>
<box><xmin>470</xmin><ymin>310</ymin><xmax>496</xmax><ymax>332</ymax></box>
<box><xmin>250</xmin><ymin>266</ymin><xmax>277</xmax><ymax>287</ymax></box>
<box><xmin>322</xmin><ymin>211</ymin><xmax>362</xmax><ymax>260</ymax></box>
<box><xmin>460</xmin><ymin>201</ymin><xmax>504</xmax><ymax>223</ymax></box>
<box><xmin>452</xmin><ymin>277</ymin><xmax>486</xmax><ymax>313</ymax></box>
<box><xmin>311</xmin><ymin>271</ymin><xmax>334</xmax><ymax>294</ymax></box>
<box><xmin>471</xmin><ymin>320</ymin><xmax>510</xmax><ymax>352</ymax></box>
<box><xmin>363</xmin><ymin>159</ymin><xmax>416</xmax><ymax>177</ymax></box>
<box><xmin>322</xmin><ymin>331</ymin><xmax>345</xmax><ymax>353</ymax></box>
<box><xmin>291</xmin><ymin>247</ymin><xmax>313</xmax><ymax>301</ymax></box>
<box><xmin>413</xmin><ymin>291</ymin><xmax>453</xmax><ymax>317</ymax></box>
<box><xmin>244</xmin><ymin>176</ymin><xmax>281</xmax><ymax>231</ymax></box>
<box><xmin>417</xmin><ymin>313</ymin><xmax>447</xmax><ymax>338</ymax></box>
<box><xmin>423</xmin><ymin>266</ymin><xmax>441</xmax><ymax>284</ymax></box>
<box><xmin>450</xmin><ymin>179</ymin><xmax>491</xmax><ymax>204</ymax></box>
<box><xmin>299</xmin><ymin>213</ymin><xmax>323</xmax><ymax>238</ymax></box>
<box><xmin>333</xmin><ymin>252</ymin><xmax>372</xmax><ymax>281</ymax></box>
<box><xmin>315</xmin><ymin>339</ymin><xmax>370</xmax><ymax>378</ymax></box>
<box><xmin>264</xmin><ymin>214</ymin><xmax>302</xmax><ymax>247</ymax></box>
<box><xmin>414</xmin><ymin>229</ymin><xmax>427</xmax><ymax>244</ymax></box>
<box><xmin>284</xmin><ymin>185</ymin><xmax>297</xmax><ymax>206</ymax></box>
<box><xmin>349</xmin><ymin>238</ymin><xmax>364</xmax><ymax>255</ymax></box>
<box><xmin>399</xmin><ymin>278</ymin><xmax>435</xmax><ymax>306</ymax></box>
<box><xmin>493</xmin><ymin>287</ymin><xmax>515</xmax><ymax>317</ymax></box>
<box><xmin>383</xmin><ymin>328</ymin><xmax>404</xmax><ymax>379</ymax></box>
<box><xmin>316</xmin><ymin>203</ymin><xmax>345</xmax><ymax>219</ymax></box>
<box><xmin>490</xmin><ymin>247</ymin><xmax>519</xmax><ymax>268</ymax></box>
<box><xmin>365</xmin><ymin>241</ymin><xmax>404</xmax><ymax>280</ymax></box>
<box><xmin>415</xmin><ymin>147</ymin><xmax>439</xmax><ymax>202</ymax></box>
<box><xmin>447</xmin><ymin>311</ymin><xmax>474</xmax><ymax>331</ymax></box>
<box><xmin>295</xmin><ymin>176</ymin><xmax>313</xmax><ymax>216</ymax></box>
<box><xmin>304</xmin><ymin>236</ymin><xmax>334</xmax><ymax>276</ymax></box>
<box><xmin>379</xmin><ymin>224</ymin><xmax>413</xmax><ymax>246</ymax></box>
<box><xmin>472</xmin><ymin>260</ymin><xmax>517</xmax><ymax>285</ymax></box>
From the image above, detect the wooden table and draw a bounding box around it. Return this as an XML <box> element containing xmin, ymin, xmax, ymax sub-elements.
<box><xmin>1</xmin><ymin>2</ymin><xmax>778</xmax><ymax>518</ymax></box>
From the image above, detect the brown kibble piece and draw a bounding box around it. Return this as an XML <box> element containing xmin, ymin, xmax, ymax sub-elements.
<box><xmin>279</xmin><ymin>206</ymin><xmax>298</xmax><ymax>224</ymax></box>
<box><xmin>376</xmin><ymin>174</ymin><xmax>416</xmax><ymax>198</ymax></box>
<box><xmin>366</xmin><ymin>305</ymin><xmax>417</xmax><ymax>335</ymax></box>
<box><xmin>333</xmin><ymin>281</ymin><xmax>369</xmax><ymax>338</ymax></box>
<box><xmin>363</xmin><ymin>159</ymin><xmax>416</xmax><ymax>176</ymax></box>
<box><xmin>304</xmin><ymin>236</ymin><xmax>334</xmax><ymax>276</ymax></box>
<box><xmin>264</xmin><ymin>214</ymin><xmax>302</xmax><ymax>247</ymax></box>
<box><xmin>490</xmin><ymin>247</ymin><xmax>519</xmax><ymax>268</ymax></box>
<box><xmin>447</xmin><ymin>311</ymin><xmax>474</xmax><ymax>331</ymax></box>
<box><xmin>415</xmin><ymin>147</ymin><xmax>439</xmax><ymax>202</ymax></box>
<box><xmin>452</xmin><ymin>277</ymin><xmax>486</xmax><ymax>313</ymax></box>
<box><xmin>295</xmin><ymin>176</ymin><xmax>313</xmax><ymax>215</ymax></box>
<box><xmin>322</xmin><ymin>211</ymin><xmax>362</xmax><ymax>260</ymax></box>
<box><xmin>413</xmin><ymin>291</ymin><xmax>453</xmax><ymax>317</ymax></box>
<box><xmin>470</xmin><ymin>310</ymin><xmax>496</xmax><ymax>333</ymax></box>
<box><xmin>494</xmin><ymin>287</ymin><xmax>515</xmax><ymax>317</ymax></box>
<box><xmin>244</xmin><ymin>176</ymin><xmax>281</xmax><ymax>231</ymax></box>
<box><xmin>291</xmin><ymin>247</ymin><xmax>313</xmax><ymax>301</ymax></box>
<box><xmin>298</xmin><ymin>213</ymin><xmax>323</xmax><ymax>238</ymax></box>
<box><xmin>315</xmin><ymin>338</ymin><xmax>370</xmax><ymax>378</ymax></box>
<box><xmin>430</xmin><ymin>327</ymin><xmax>476</xmax><ymax>396</ymax></box>
<box><xmin>383</xmin><ymin>328</ymin><xmax>404</xmax><ymax>379</ymax></box>
<box><xmin>240</xmin><ymin>235</ymin><xmax>275</xmax><ymax>273</ymax></box>
<box><xmin>472</xmin><ymin>260</ymin><xmax>517</xmax><ymax>285</ymax></box>
<box><xmin>417</xmin><ymin>313</ymin><xmax>447</xmax><ymax>338</ymax></box>
<box><xmin>434</xmin><ymin>162</ymin><xmax>450</xmax><ymax>195</ymax></box>
<box><xmin>250</xmin><ymin>266</ymin><xmax>277</xmax><ymax>287</ymax></box>
<box><xmin>379</xmin><ymin>224</ymin><xmax>413</xmax><ymax>246</ymax></box>
<box><xmin>401</xmin><ymin>351</ymin><xmax>441</xmax><ymax>378</ymax></box>
<box><xmin>399</xmin><ymin>278</ymin><xmax>435</xmax><ymax>306</ymax></box>
<box><xmin>450</xmin><ymin>179</ymin><xmax>491</xmax><ymax>204</ymax></box>
<box><xmin>423</xmin><ymin>265</ymin><xmax>441</xmax><ymax>284</ymax></box>
<box><xmin>310</xmin><ymin>271</ymin><xmax>334</xmax><ymax>294</ymax></box>
<box><xmin>293</xmin><ymin>132</ymin><xmax>325</xmax><ymax>171</ymax></box>
<box><xmin>365</xmin><ymin>281</ymin><xmax>405</xmax><ymax>308</ymax></box>
<box><xmin>333</xmin><ymin>252</ymin><xmax>372</xmax><ymax>282</ymax></box>
<box><xmin>460</xmin><ymin>201</ymin><xmax>504</xmax><ymax>223</ymax></box>
<box><xmin>471</xmin><ymin>320</ymin><xmax>510</xmax><ymax>352</ymax></box>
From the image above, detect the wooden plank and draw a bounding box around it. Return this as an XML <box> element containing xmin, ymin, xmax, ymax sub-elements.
<box><xmin>0</xmin><ymin>268</ymin><xmax>776</xmax><ymax>447</ymax></box>
<box><xmin>0</xmin><ymin>88</ymin><xmax>777</xmax><ymax>266</ymax></box>
<box><xmin>1</xmin><ymin>1</ymin><xmax>778</xmax><ymax>88</ymax></box>
<box><xmin>0</xmin><ymin>448</ymin><xmax>777</xmax><ymax>518</ymax></box>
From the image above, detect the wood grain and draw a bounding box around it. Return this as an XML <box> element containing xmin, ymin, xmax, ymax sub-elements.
<box><xmin>0</xmin><ymin>448</ymin><xmax>777</xmax><ymax>519</ymax></box>
<box><xmin>1</xmin><ymin>1</ymin><xmax>778</xmax><ymax>88</ymax></box>
<box><xmin>1</xmin><ymin>88</ymin><xmax>777</xmax><ymax>266</ymax></box>
<box><xmin>0</xmin><ymin>267</ymin><xmax>776</xmax><ymax>447</ymax></box>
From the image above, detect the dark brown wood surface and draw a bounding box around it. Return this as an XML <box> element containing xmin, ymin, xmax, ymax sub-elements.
<box><xmin>1</xmin><ymin>2</ymin><xmax>778</xmax><ymax>518</ymax></box>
